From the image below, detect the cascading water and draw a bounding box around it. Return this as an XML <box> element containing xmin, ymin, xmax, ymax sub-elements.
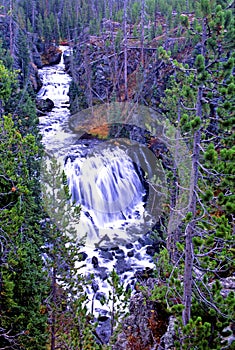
<box><xmin>38</xmin><ymin>48</ymin><xmax>162</xmax><ymax>248</ymax></box>
<box><xmin>38</xmin><ymin>48</ymin><xmax>165</xmax><ymax>327</ymax></box>
<box><xmin>38</xmin><ymin>48</ymin><xmax>77</xmax><ymax>152</ymax></box>
<box><xmin>64</xmin><ymin>142</ymin><xmax>150</xmax><ymax>246</ymax></box>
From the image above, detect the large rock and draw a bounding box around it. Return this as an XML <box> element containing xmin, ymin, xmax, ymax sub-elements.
<box><xmin>41</xmin><ymin>45</ymin><xmax>62</xmax><ymax>66</ymax></box>
<box><xmin>36</xmin><ymin>98</ymin><xmax>54</xmax><ymax>112</ymax></box>
<box><xmin>113</xmin><ymin>278</ymin><xmax>169</xmax><ymax>350</ymax></box>
<box><xmin>32</xmin><ymin>48</ymin><xmax>43</xmax><ymax>68</ymax></box>
<box><xmin>63</xmin><ymin>48</ymin><xmax>74</xmax><ymax>72</ymax></box>
<box><xmin>29</xmin><ymin>62</ymin><xmax>43</xmax><ymax>92</ymax></box>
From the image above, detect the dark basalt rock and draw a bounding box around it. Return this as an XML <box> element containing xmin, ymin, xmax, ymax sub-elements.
<box><xmin>63</xmin><ymin>48</ymin><xmax>73</xmax><ymax>72</ymax></box>
<box><xmin>115</xmin><ymin>259</ymin><xmax>132</xmax><ymax>274</ymax></box>
<box><xmin>115</xmin><ymin>249</ymin><xmax>125</xmax><ymax>259</ymax></box>
<box><xmin>127</xmin><ymin>250</ymin><xmax>135</xmax><ymax>258</ymax></box>
<box><xmin>146</xmin><ymin>245</ymin><xmax>156</xmax><ymax>256</ymax></box>
<box><xmin>95</xmin><ymin>291</ymin><xmax>106</xmax><ymax>301</ymax></box>
<box><xmin>99</xmin><ymin>250</ymin><xmax>114</xmax><ymax>261</ymax></box>
<box><xmin>92</xmin><ymin>256</ymin><xmax>99</xmax><ymax>268</ymax></box>
<box><xmin>113</xmin><ymin>278</ymin><xmax>169</xmax><ymax>350</ymax></box>
<box><xmin>96</xmin><ymin>267</ymin><xmax>108</xmax><ymax>280</ymax></box>
<box><xmin>32</xmin><ymin>46</ymin><xmax>43</xmax><ymax>68</ymax></box>
<box><xmin>96</xmin><ymin>316</ymin><xmax>111</xmax><ymax>345</ymax></box>
<box><xmin>78</xmin><ymin>251</ymin><xmax>88</xmax><ymax>261</ymax></box>
<box><xmin>134</xmin><ymin>267</ymin><xmax>154</xmax><ymax>281</ymax></box>
<box><xmin>126</xmin><ymin>243</ymin><xmax>134</xmax><ymax>249</ymax></box>
<box><xmin>29</xmin><ymin>62</ymin><xmax>43</xmax><ymax>92</ymax></box>
<box><xmin>41</xmin><ymin>45</ymin><xmax>62</xmax><ymax>66</ymax></box>
<box><xmin>36</xmin><ymin>97</ymin><xmax>54</xmax><ymax>112</ymax></box>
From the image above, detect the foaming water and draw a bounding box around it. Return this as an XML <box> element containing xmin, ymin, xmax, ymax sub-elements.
<box><xmin>64</xmin><ymin>143</ymin><xmax>150</xmax><ymax>247</ymax></box>
<box><xmin>37</xmin><ymin>47</ymin><xmax>76</xmax><ymax>152</ymax></box>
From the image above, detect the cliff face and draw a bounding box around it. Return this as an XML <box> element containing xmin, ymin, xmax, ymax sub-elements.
<box><xmin>112</xmin><ymin>278</ymin><xmax>178</xmax><ymax>350</ymax></box>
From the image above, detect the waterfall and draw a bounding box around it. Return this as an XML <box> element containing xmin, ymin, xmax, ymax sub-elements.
<box><xmin>66</xmin><ymin>149</ymin><xmax>145</xmax><ymax>219</ymax></box>
<box><xmin>64</xmin><ymin>143</ymin><xmax>150</xmax><ymax>246</ymax></box>
<box><xmin>38</xmin><ymin>47</ymin><xmax>165</xmax><ymax>248</ymax></box>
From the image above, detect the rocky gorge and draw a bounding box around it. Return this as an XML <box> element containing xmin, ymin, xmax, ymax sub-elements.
<box><xmin>36</xmin><ymin>45</ymin><xmax>172</xmax><ymax>347</ymax></box>
<box><xmin>34</xmin><ymin>37</ymin><xmax>234</xmax><ymax>349</ymax></box>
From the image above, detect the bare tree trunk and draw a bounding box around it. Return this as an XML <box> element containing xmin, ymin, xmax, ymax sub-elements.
<box><xmin>0</xmin><ymin>100</ymin><xmax>3</xmax><ymax>120</ymax></box>
<box><xmin>167</xmin><ymin>102</ymin><xmax>182</xmax><ymax>263</ymax></box>
<box><xmin>9</xmin><ymin>0</ymin><xmax>13</xmax><ymax>56</ymax></box>
<box><xmin>182</xmin><ymin>86</ymin><xmax>202</xmax><ymax>326</ymax></box>
<box><xmin>140</xmin><ymin>0</ymin><xmax>145</xmax><ymax>66</ymax></box>
<box><xmin>50</xmin><ymin>265</ymin><xmax>57</xmax><ymax>350</ymax></box>
<box><xmin>123</xmin><ymin>0</ymin><xmax>128</xmax><ymax>100</ymax></box>
<box><xmin>31</xmin><ymin>0</ymin><xmax>36</xmax><ymax>31</ymax></box>
<box><xmin>186</xmin><ymin>0</ymin><xmax>189</xmax><ymax>13</ymax></box>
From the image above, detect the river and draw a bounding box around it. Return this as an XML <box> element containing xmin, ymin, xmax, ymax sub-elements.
<box><xmin>37</xmin><ymin>46</ymin><xmax>192</xmax><ymax>339</ymax></box>
<box><xmin>37</xmin><ymin>47</ymin><xmax>162</xmax><ymax>323</ymax></box>
<box><xmin>37</xmin><ymin>47</ymin><xmax>163</xmax><ymax>249</ymax></box>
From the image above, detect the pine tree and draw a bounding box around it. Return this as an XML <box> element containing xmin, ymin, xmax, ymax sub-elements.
<box><xmin>0</xmin><ymin>49</ymin><xmax>48</xmax><ymax>350</ymax></box>
<box><xmin>0</xmin><ymin>115</ymin><xmax>48</xmax><ymax>349</ymax></box>
<box><xmin>41</xmin><ymin>156</ymin><xmax>100</xmax><ymax>349</ymax></box>
<box><xmin>151</xmin><ymin>0</ymin><xmax>235</xmax><ymax>347</ymax></box>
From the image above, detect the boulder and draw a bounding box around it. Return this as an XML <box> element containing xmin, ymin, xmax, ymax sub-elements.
<box><xmin>36</xmin><ymin>98</ymin><xmax>54</xmax><ymax>112</ymax></box>
<box><xmin>29</xmin><ymin>62</ymin><xmax>43</xmax><ymax>92</ymax></box>
<box><xmin>41</xmin><ymin>45</ymin><xmax>62</xmax><ymax>66</ymax></box>
<box><xmin>113</xmin><ymin>278</ymin><xmax>169</xmax><ymax>350</ymax></box>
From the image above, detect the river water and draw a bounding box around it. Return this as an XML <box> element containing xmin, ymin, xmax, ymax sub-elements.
<box><xmin>37</xmin><ymin>47</ymin><xmax>192</xmax><ymax>332</ymax></box>
<box><xmin>37</xmin><ymin>47</ymin><xmax>160</xmax><ymax>321</ymax></box>
<box><xmin>38</xmin><ymin>47</ymin><xmax>163</xmax><ymax>249</ymax></box>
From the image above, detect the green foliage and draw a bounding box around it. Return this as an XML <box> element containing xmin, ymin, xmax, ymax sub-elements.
<box><xmin>115</xmin><ymin>29</ymin><xmax>123</xmax><ymax>51</ymax></box>
<box><xmin>69</xmin><ymin>81</ymin><xmax>88</xmax><ymax>114</ymax></box>
<box><xmin>104</xmin><ymin>269</ymin><xmax>131</xmax><ymax>346</ymax></box>
<box><xmin>41</xmin><ymin>156</ymin><xmax>102</xmax><ymax>349</ymax></box>
<box><xmin>0</xmin><ymin>115</ymin><xmax>48</xmax><ymax>349</ymax></box>
<box><xmin>150</xmin><ymin>249</ymin><xmax>182</xmax><ymax>314</ymax></box>
<box><xmin>175</xmin><ymin>317</ymin><xmax>214</xmax><ymax>350</ymax></box>
<box><xmin>190</xmin><ymin>116</ymin><xmax>201</xmax><ymax>130</ymax></box>
<box><xmin>0</xmin><ymin>61</ymin><xmax>15</xmax><ymax>102</ymax></box>
<box><xmin>180</xmin><ymin>15</ymin><xmax>189</xmax><ymax>28</ymax></box>
<box><xmin>0</xmin><ymin>1</ymin><xmax>234</xmax><ymax>348</ymax></box>
<box><xmin>152</xmin><ymin>2</ymin><xmax>235</xmax><ymax>348</ymax></box>
<box><xmin>204</xmin><ymin>143</ymin><xmax>218</xmax><ymax>163</ymax></box>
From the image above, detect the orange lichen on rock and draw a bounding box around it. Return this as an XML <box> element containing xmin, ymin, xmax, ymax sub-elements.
<box><xmin>89</xmin><ymin>123</ymin><xmax>109</xmax><ymax>139</ymax></box>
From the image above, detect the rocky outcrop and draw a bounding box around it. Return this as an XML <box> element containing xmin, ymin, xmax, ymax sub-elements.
<box><xmin>41</xmin><ymin>45</ymin><xmax>62</xmax><ymax>66</ymax></box>
<box><xmin>32</xmin><ymin>44</ymin><xmax>43</xmax><ymax>69</ymax></box>
<box><xmin>63</xmin><ymin>48</ymin><xmax>73</xmax><ymax>71</ymax></box>
<box><xmin>65</xmin><ymin>25</ymin><xmax>195</xmax><ymax>114</ymax></box>
<box><xmin>113</xmin><ymin>278</ymin><xmax>169</xmax><ymax>350</ymax></box>
<box><xmin>29</xmin><ymin>62</ymin><xmax>43</xmax><ymax>92</ymax></box>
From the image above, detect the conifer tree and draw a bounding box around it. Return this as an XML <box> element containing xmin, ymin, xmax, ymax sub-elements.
<box><xmin>0</xmin><ymin>114</ymin><xmax>48</xmax><ymax>349</ymax></box>
<box><xmin>151</xmin><ymin>0</ymin><xmax>234</xmax><ymax>347</ymax></box>
<box><xmin>41</xmin><ymin>156</ymin><xmax>100</xmax><ymax>350</ymax></box>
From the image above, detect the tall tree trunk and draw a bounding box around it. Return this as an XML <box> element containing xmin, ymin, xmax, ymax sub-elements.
<box><xmin>182</xmin><ymin>86</ymin><xmax>202</xmax><ymax>326</ymax></box>
<box><xmin>167</xmin><ymin>102</ymin><xmax>182</xmax><ymax>263</ymax></box>
<box><xmin>50</xmin><ymin>263</ymin><xmax>57</xmax><ymax>350</ymax></box>
<box><xmin>123</xmin><ymin>0</ymin><xmax>128</xmax><ymax>100</ymax></box>
<box><xmin>31</xmin><ymin>0</ymin><xmax>36</xmax><ymax>31</ymax></box>
<box><xmin>0</xmin><ymin>100</ymin><xmax>3</xmax><ymax>119</ymax></box>
<box><xmin>9</xmin><ymin>0</ymin><xmax>13</xmax><ymax>55</ymax></box>
<box><xmin>140</xmin><ymin>0</ymin><xmax>145</xmax><ymax>66</ymax></box>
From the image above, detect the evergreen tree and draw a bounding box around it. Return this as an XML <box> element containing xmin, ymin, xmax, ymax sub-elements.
<box><xmin>41</xmin><ymin>156</ymin><xmax>100</xmax><ymax>349</ymax></box>
<box><xmin>0</xmin><ymin>114</ymin><xmax>48</xmax><ymax>349</ymax></box>
<box><xmin>151</xmin><ymin>0</ymin><xmax>235</xmax><ymax>347</ymax></box>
